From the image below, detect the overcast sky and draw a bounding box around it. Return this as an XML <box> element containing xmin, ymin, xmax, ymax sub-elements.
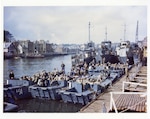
<box><xmin>4</xmin><ymin>6</ymin><xmax>147</xmax><ymax>44</ymax></box>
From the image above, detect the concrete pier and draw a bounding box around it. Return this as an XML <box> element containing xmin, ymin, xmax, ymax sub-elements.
<box><xmin>79</xmin><ymin>65</ymin><xmax>147</xmax><ymax>113</ymax></box>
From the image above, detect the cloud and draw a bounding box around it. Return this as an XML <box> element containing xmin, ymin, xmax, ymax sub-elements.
<box><xmin>4</xmin><ymin>6</ymin><xmax>147</xmax><ymax>44</ymax></box>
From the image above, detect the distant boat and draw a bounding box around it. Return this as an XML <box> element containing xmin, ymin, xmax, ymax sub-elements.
<box><xmin>14</xmin><ymin>56</ymin><xmax>21</xmax><ymax>59</ymax></box>
<box><xmin>4</xmin><ymin>52</ymin><xmax>14</xmax><ymax>59</ymax></box>
<box><xmin>26</xmin><ymin>53</ymin><xmax>44</xmax><ymax>58</ymax></box>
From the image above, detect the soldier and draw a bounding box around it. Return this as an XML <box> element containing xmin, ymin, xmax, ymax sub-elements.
<box><xmin>102</xmin><ymin>102</ymin><xmax>107</xmax><ymax>113</ymax></box>
<box><xmin>61</xmin><ymin>62</ymin><xmax>65</xmax><ymax>74</ymax></box>
<box><xmin>9</xmin><ymin>70</ymin><xmax>15</xmax><ymax>79</ymax></box>
<box><xmin>125</xmin><ymin>59</ymin><xmax>129</xmax><ymax>81</ymax></box>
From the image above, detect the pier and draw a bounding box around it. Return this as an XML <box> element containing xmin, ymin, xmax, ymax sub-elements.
<box><xmin>79</xmin><ymin>65</ymin><xmax>147</xmax><ymax>113</ymax></box>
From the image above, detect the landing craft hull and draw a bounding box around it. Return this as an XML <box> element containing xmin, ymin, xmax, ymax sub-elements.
<box><xmin>4</xmin><ymin>86</ymin><xmax>31</xmax><ymax>101</ymax></box>
<box><xmin>4</xmin><ymin>102</ymin><xmax>18</xmax><ymax>112</ymax></box>
<box><xmin>59</xmin><ymin>88</ymin><xmax>95</xmax><ymax>105</ymax></box>
<box><xmin>28</xmin><ymin>80</ymin><xmax>67</xmax><ymax>100</ymax></box>
<box><xmin>4</xmin><ymin>79</ymin><xmax>32</xmax><ymax>102</ymax></box>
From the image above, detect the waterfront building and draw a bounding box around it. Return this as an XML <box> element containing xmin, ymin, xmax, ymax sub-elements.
<box><xmin>34</xmin><ymin>40</ymin><xmax>40</xmax><ymax>54</ymax></box>
<box><xmin>53</xmin><ymin>44</ymin><xmax>67</xmax><ymax>54</ymax></box>
<box><xmin>37</xmin><ymin>40</ymin><xmax>46</xmax><ymax>54</ymax></box>
<box><xmin>28</xmin><ymin>41</ymin><xmax>34</xmax><ymax>54</ymax></box>
<box><xmin>4</xmin><ymin>42</ymin><xmax>15</xmax><ymax>59</ymax></box>
<box><xmin>19</xmin><ymin>40</ymin><xmax>34</xmax><ymax>55</ymax></box>
<box><xmin>4</xmin><ymin>41</ymin><xmax>24</xmax><ymax>58</ymax></box>
<box><xmin>46</xmin><ymin>43</ymin><xmax>54</xmax><ymax>53</ymax></box>
<box><xmin>34</xmin><ymin>40</ymin><xmax>54</xmax><ymax>54</ymax></box>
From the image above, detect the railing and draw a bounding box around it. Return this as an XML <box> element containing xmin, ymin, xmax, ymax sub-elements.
<box><xmin>128</xmin><ymin>62</ymin><xmax>145</xmax><ymax>81</ymax></box>
<box><xmin>122</xmin><ymin>81</ymin><xmax>147</xmax><ymax>92</ymax></box>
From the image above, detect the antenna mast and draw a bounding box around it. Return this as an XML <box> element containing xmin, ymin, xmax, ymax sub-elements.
<box><xmin>135</xmin><ymin>21</ymin><xmax>139</xmax><ymax>43</ymax></box>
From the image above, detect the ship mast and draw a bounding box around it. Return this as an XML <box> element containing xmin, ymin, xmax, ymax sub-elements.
<box><xmin>123</xmin><ymin>23</ymin><xmax>126</xmax><ymax>41</ymax></box>
<box><xmin>89</xmin><ymin>22</ymin><xmax>91</xmax><ymax>42</ymax></box>
<box><xmin>135</xmin><ymin>20</ymin><xmax>139</xmax><ymax>43</ymax></box>
<box><xmin>105</xmin><ymin>27</ymin><xmax>107</xmax><ymax>41</ymax></box>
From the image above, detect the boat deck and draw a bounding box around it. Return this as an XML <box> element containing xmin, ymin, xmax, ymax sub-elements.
<box><xmin>79</xmin><ymin>65</ymin><xmax>147</xmax><ymax>113</ymax></box>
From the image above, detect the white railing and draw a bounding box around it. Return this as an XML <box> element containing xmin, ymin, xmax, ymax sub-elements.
<box><xmin>128</xmin><ymin>62</ymin><xmax>146</xmax><ymax>82</ymax></box>
<box><xmin>122</xmin><ymin>81</ymin><xmax>147</xmax><ymax>92</ymax></box>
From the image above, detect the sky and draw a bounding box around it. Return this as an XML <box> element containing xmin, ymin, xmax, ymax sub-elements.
<box><xmin>4</xmin><ymin>6</ymin><xmax>147</xmax><ymax>44</ymax></box>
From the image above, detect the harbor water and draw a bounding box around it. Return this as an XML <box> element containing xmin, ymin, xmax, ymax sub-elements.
<box><xmin>4</xmin><ymin>55</ymin><xmax>83</xmax><ymax>112</ymax></box>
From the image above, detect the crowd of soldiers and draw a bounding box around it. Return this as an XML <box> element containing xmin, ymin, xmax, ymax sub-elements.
<box><xmin>8</xmin><ymin>59</ymin><xmax>129</xmax><ymax>87</ymax></box>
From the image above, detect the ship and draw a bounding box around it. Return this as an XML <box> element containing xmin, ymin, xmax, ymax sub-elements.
<box><xmin>26</xmin><ymin>48</ymin><xmax>45</xmax><ymax>58</ymax></box>
<box><xmin>71</xmin><ymin>22</ymin><xmax>98</xmax><ymax>66</ymax></box>
<box><xmin>71</xmin><ymin>41</ymin><xmax>97</xmax><ymax>66</ymax></box>
<box><xmin>100</xmin><ymin>27</ymin><xmax>119</xmax><ymax>64</ymax></box>
<box><xmin>26</xmin><ymin>53</ymin><xmax>45</xmax><ymax>58</ymax></box>
<box><xmin>116</xmin><ymin>40</ymin><xmax>130</xmax><ymax>64</ymax></box>
<box><xmin>101</xmin><ymin>40</ymin><xmax>119</xmax><ymax>64</ymax></box>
